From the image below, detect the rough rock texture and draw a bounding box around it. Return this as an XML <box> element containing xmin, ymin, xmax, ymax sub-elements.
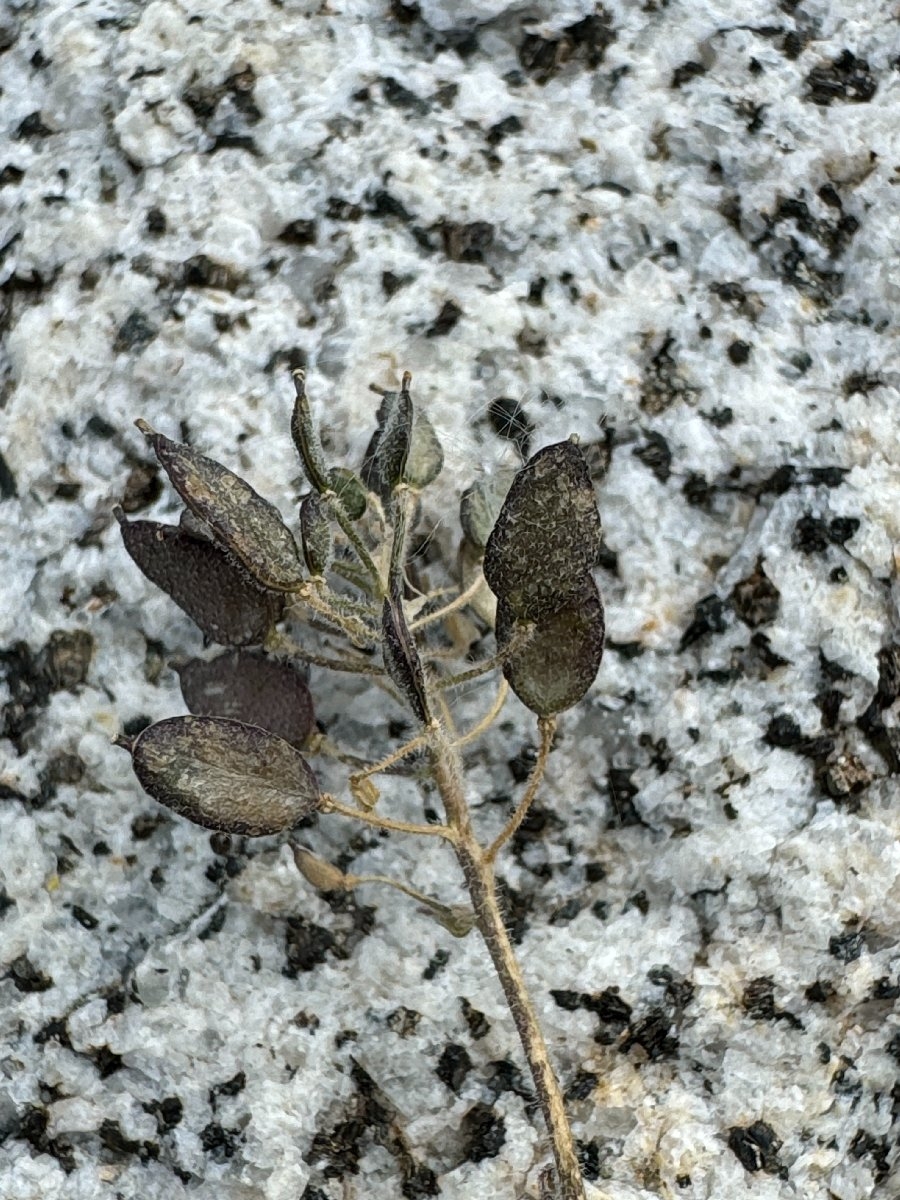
<box><xmin>2</xmin><ymin>1</ymin><xmax>900</xmax><ymax>1198</ymax></box>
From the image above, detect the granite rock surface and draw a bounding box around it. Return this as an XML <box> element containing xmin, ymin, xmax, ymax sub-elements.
<box><xmin>2</xmin><ymin>1</ymin><xmax>900</xmax><ymax>1198</ymax></box>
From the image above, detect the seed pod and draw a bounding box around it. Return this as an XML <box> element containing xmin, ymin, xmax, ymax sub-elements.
<box><xmin>363</xmin><ymin>380</ymin><xmax>443</xmax><ymax>497</ymax></box>
<box><xmin>290</xmin><ymin>369</ymin><xmax>330</xmax><ymax>493</ymax></box>
<box><xmin>404</xmin><ymin>408</ymin><xmax>444</xmax><ymax>491</ymax></box>
<box><xmin>115</xmin><ymin>509</ymin><xmax>283</xmax><ymax>646</ymax></box>
<box><xmin>367</xmin><ymin>376</ymin><xmax>414</xmax><ymax>498</ymax></box>
<box><xmin>292</xmin><ymin>845</ymin><xmax>349</xmax><ymax>892</ymax></box>
<box><xmin>382</xmin><ymin>591</ymin><xmax>431</xmax><ymax>725</ymax></box>
<box><xmin>459</xmin><ymin>469</ymin><xmax>517</xmax><ymax>552</ymax></box>
<box><xmin>496</xmin><ymin>579</ymin><xmax>605</xmax><ymax>716</ymax></box>
<box><xmin>175</xmin><ymin>651</ymin><xmax>315</xmax><ymax>748</ymax></box>
<box><xmin>483</xmin><ymin>440</ymin><xmax>602</xmax><ymax>621</ymax></box>
<box><xmin>126</xmin><ymin>715</ymin><xmax>322</xmax><ymax>836</ymax></box>
<box><xmin>136</xmin><ymin>420</ymin><xmax>304</xmax><ymax>592</ymax></box>
<box><xmin>327</xmin><ymin>466</ymin><xmax>367</xmax><ymax>520</ymax></box>
<box><xmin>299</xmin><ymin>492</ymin><xmax>333</xmax><ymax>576</ymax></box>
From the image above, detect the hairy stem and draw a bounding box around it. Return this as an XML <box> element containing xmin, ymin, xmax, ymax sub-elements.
<box><xmin>486</xmin><ymin>715</ymin><xmax>556</xmax><ymax>863</ymax></box>
<box><xmin>427</xmin><ymin>725</ymin><xmax>586</xmax><ymax>1200</ymax></box>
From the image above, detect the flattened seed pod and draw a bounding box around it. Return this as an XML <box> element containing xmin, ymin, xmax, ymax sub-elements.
<box><xmin>299</xmin><ymin>492</ymin><xmax>333</xmax><ymax>576</ymax></box>
<box><xmin>127</xmin><ymin>715</ymin><xmax>321</xmax><ymax>836</ymax></box>
<box><xmin>115</xmin><ymin>510</ymin><xmax>283</xmax><ymax>646</ymax></box>
<box><xmin>459</xmin><ymin>468</ymin><xmax>517</xmax><ymax>552</ymax></box>
<box><xmin>176</xmin><ymin>651</ymin><xmax>315</xmax><ymax>748</ymax></box>
<box><xmin>136</xmin><ymin>420</ymin><xmax>304</xmax><ymax>592</ymax></box>
<box><xmin>496</xmin><ymin>579</ymin><xmax>605</xmax><ymax>716</ymax></box>
<box><xmin>483</xmin><ymin>441</ymin><xmax>602</xmax><ymax>620</ymax></box>
<box><xmin>404</xmin><ymin>408</ymin><xmax>444</xmax><ymax>491</ymax></box>
<box><xmin>327</xmin><ymin>467</ymin><xmax>367</xmax><ymax>520</ymax></box>
<box><xmin>382</xmin><ymin>593</ymin><xmax>431</xmax><ymax>725</ymax></box>
<box><xmin>364</xmin><ymin>385</ymin><xmax>442</xmax><ymax>496</ymax></box>
<box><xmin>365</xmin><ymin>381</ymin><xmax>414</xmax><ymax>498</ymax></box>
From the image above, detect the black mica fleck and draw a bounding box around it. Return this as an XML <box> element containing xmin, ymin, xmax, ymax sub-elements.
<box><xmin>727</xmin><ymin>1120</ymin><xmax>784</xmax><ymax>1175</ymax></box>
<box><xmin>436</xmin><ymin>1043</ymin><xmax>472</xmax><ymax>1093</ymax></box>
<box><xmin>805</xmin><ymin>50</ymin><xmax>876</xmax><ymax>105</ymax></box>
<box><xmin>680</xmin><ymin>595</ymin><xmax>728</xmax><ymax>649</ymax></box>
<box><xmin>487</xmin><ymin>396</ymin><xmax>534</xmax><ymax>459</ymax></box>
<box><xmin>633</xmin><ymin>430</ymin><xmax>671</xmax><ymax>482</ymax></box>
<box><xmin>424</xmin><ymin>299</ymin><xmax>462</xmax><ymax>337</ymax></box>
<box><xmin>829</xmin><ymin>929</ymin><xmax>865</xmax><ymax>963</ymax></box>
<box><xmin>459</xmin><ymin>1102</ymin><xmax>505</xmax><ymax>1161</ymax></box>
<box><xmin>8</xmin><ymin>953</ymin><xmax>53</xmax><ymax>992</ymax></box>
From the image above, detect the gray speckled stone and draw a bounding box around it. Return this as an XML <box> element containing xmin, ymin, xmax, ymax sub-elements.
<box><xmin>2</xmin><ymin>1</ymin><xmax>900</xmax><ymax>1198</ymax></box>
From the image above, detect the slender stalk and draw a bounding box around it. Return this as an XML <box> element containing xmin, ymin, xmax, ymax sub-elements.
<box><xmin>409</xmin><ymin>572</ymin><xmax>485</xmax><ymax>631</ymax></box>
<box><xmin>427</xmin><ymin>724</ymin><xmax>586</xmax><ymax>1200</ymax></box>
<box><xmin>486</xmin><ymin>715</ymin><xmax>556</xmax><ymax>863</ymax></box>
<box><xmin>323</xmin><ymin>491</ymin><xmax>385</xmax><ymax>597</ymax></box>
<box><xmin>321</xmin><ymin>792</ymin><xmax>455</xmax><ymax>841</ymax></box>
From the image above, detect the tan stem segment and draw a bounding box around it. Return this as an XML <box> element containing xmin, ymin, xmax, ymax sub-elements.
<box><xmin>428</xmin><ymin>725</ymin><xmax>585</xmax><ymax>1200</ymax></box>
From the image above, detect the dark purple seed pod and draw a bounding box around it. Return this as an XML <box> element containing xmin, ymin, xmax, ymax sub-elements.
<box><xmin>483</xmin><ymin>440</ymin><xmax>603</xmax><ymax>621</ymax></box>
<box><xmin>115</xmin><ymin>509</ymin><xmax>283</xmax><ymax>646</ymax></box>
<box><xmin>126</xmin><ymin>715</ymin><xmax>322</xmax><ymax>836</ymax></box>
<box><xmin>136</xmin><ymin>420</ymin><xmax>304</xmax><ymax>592</ymax></box>
<box><xmin>175</xmin><ymin>651</ymin><xmax>315</xmax><ymax>749</ymax></box>
<box><xmin>496</xmin><ymin>578</ymin><xmax>605</xmax><ymax>716</ymax></box>
<box><xmin>381</xmin><ymin>591</ymin><xmax>431</xmax><ymax>725</ymax></box>
<box><xmin>299</xmin><ymin>492</ymin><xmax>333</xmax><ymax>577</ymax></box>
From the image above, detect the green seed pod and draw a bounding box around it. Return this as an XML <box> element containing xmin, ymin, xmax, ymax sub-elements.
<box><xmin>459</xmin><ymin>468</ymin><xmax>517</xmax><ymax>552</ymax></box>
<box><xmin>290</xmin><ymin>369</ymin><xmax>330</xmax><ymax>494</ymax></box>
<box><xmin>327</xmin><ymin>466</ymin><xmax>367</xmax><ymax>520</ymax></box>
<box><xmin>299</xmin><ymin>492</ymin><xmax>333</xmax><ymax>576</ymax></box>
<box><xmin>404</xmin><ymin>409</ymin><xmax>444</xmax><ymax>491</ymax></box>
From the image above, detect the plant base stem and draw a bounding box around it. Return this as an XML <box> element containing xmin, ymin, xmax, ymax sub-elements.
<box><xmin>428</xmin><ymin>727</ymin><xmax>586</xmax><ymax>1200</ymax></box>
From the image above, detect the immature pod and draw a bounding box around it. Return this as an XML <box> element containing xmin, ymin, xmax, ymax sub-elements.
<box><xmin>290</xmin><ymin>369</ymin><xmax>330</xmax><ymax>493</ymax></box>
<box><xmin>364</xmin><ymin>376</ymin><xmax>414</xmax><ymax>499</ymax></box>
<box><xmin>115</xmin><ymin>509</ymin><xmax>283</xmax><ymax>646</ymax></box>
<box><xmin>404</xmin><ymin>408</ymin><xmax>444</xmax><ymax>491</ymax></box>
<box><xmin>483</xmin><ymin>440</ymin><xmax>603</xmax><ymax>621</ymax></box>
<box><xmin>136</xmin><ymin>420</ymin><xmax>305</xmax><ymax>592</ymax></box>
<box><xmin>175</xmin><ymin>651</ymin><xmax>315</xmax><ymax>749</ymax></box>
<box><xmin>363</xmin><ymin>379</ymin><xmax>443</xmax><ymax>497</ymax></box>
<box><xmin>326</xmin><ymin>467</ymin><xmax>367</xmax><ymax>520</ymax></box>
<box><xmin>459</xmin><ymin>468</ymin><xmax>517</xmax><ymax>552</ymax></box>
<box><xmin>299</xmin><ymin>492</ymin><xmax>333</xmax><ymax>577</ymax></box>
<box><xmin>381</xmin><ymin>587</ymin><xmax>431</xmax><ymax>725</ymax></box>
<box><xmin>123</xmin><ymin>715</ymin><xmax>322</xmax><ymax>836</ymax></box>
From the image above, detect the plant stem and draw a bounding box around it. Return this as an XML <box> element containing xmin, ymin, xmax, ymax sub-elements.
<box><xmin>427</xmin><ymin>724</ymin><xmax>586</xmax><ymax>1200</ymax></box>
<box><xmin>486</xmin><ymin>716</ymin><xmax>556</xmax><ymax>863</ymax></box>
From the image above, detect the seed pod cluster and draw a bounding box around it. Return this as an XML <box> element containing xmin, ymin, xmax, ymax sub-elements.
<box><xmin>484</xmin><ymin>441</ymin><xmax>605</xmax><ymax>716</ymax></box>
<box><xmin>136</xmin><ymin>420</ymin><xmax>305</xmax><ymax>592</ymax></box>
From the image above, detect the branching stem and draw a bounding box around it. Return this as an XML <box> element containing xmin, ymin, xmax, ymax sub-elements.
<box><xmin>426</xmin><ymin>723</ymin><xmax>586</xmax><ymax>1200</ymax></box>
